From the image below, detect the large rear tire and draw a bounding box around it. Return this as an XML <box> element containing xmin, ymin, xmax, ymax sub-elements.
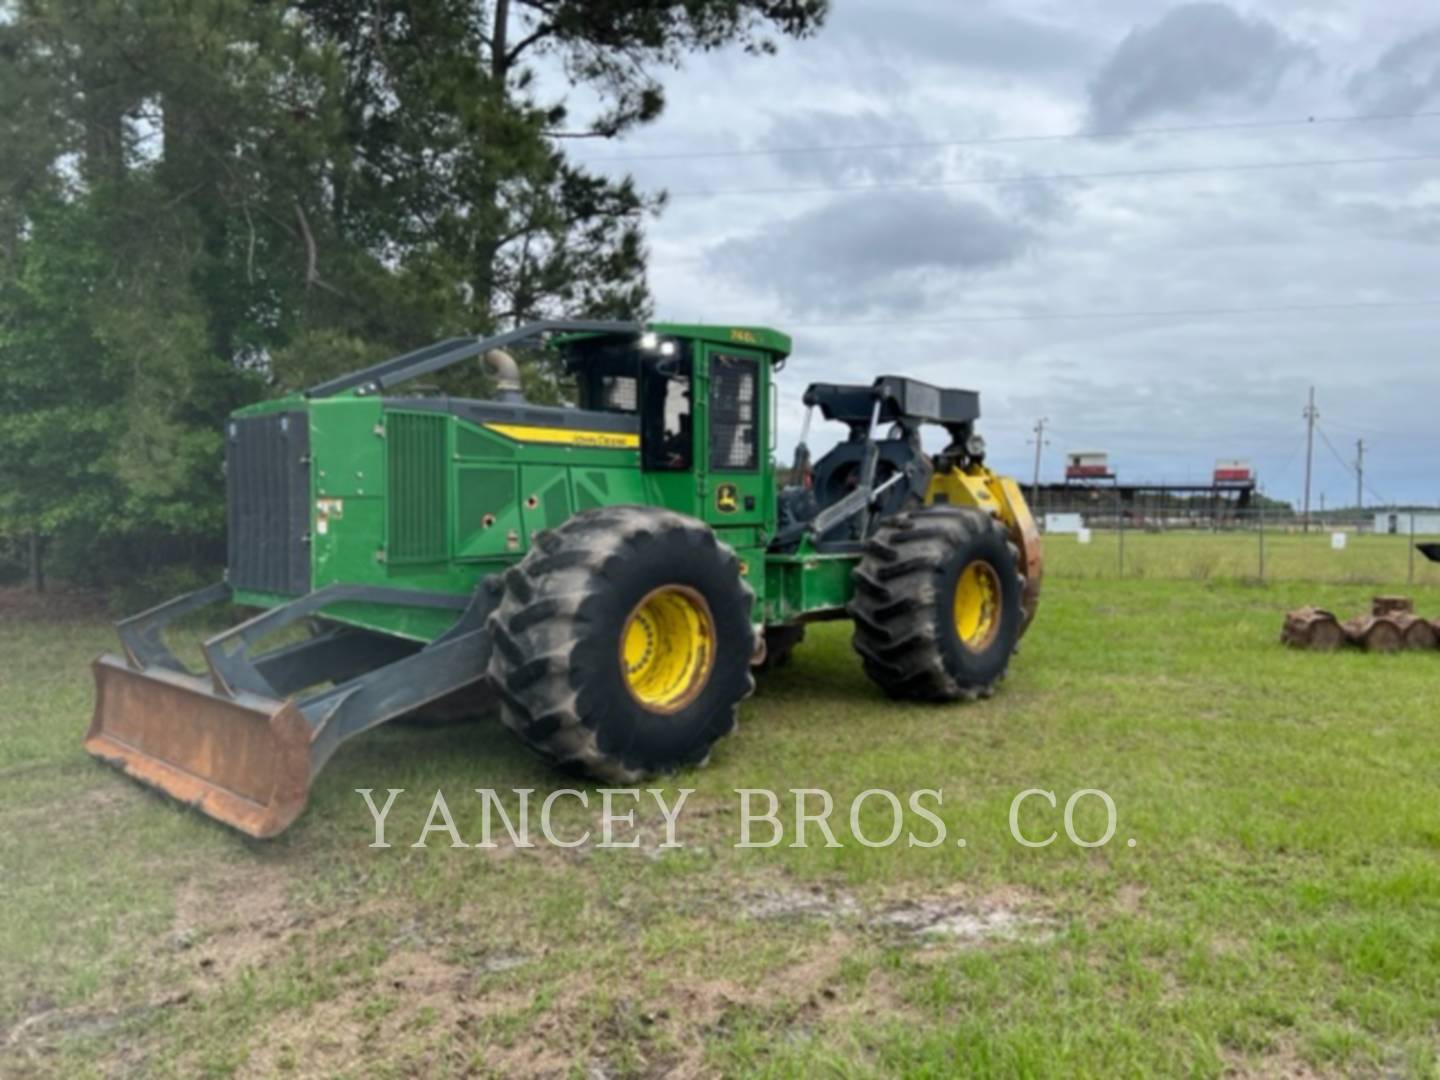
<box><xmin>487</xmin><ymin>506</ymin><xmax>756</xmax><ymax>783</ymax></box>
<box><xmin>849</xmin><ymin>507</ymin><xmax>1022</xmax><ymax>701</ymax></box>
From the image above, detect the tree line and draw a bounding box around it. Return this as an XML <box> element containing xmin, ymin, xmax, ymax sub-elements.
<box><xmin>0</xmin><ymin>0</ymin><xmax>825</xmax><ymax>596</ymax></box>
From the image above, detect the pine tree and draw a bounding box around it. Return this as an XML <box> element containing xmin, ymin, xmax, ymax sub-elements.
<box><xmin>0</xmin><ymin>0</ymin><xmax>828</xmax><ymax>590</ymax></box>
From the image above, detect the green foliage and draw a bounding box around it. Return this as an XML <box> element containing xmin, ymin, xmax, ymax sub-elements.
<box><xmin>0</xmin><ymin>0</ymin><xmax>828</xmax><ymax>589</ymax></box>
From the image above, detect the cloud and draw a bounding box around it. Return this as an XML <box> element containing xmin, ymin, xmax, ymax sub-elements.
<box><xmin>709</xmin><ymin>191</ymin><xmax>1031</xmax><ymax>314</ymax></box>
<box><xmin>1349</xmin><ymin>26</ymin><xmax>1440</xmax><ymax>112</ymax></box>
<box><xmin>1087</xmin><ymin>3</ymin><xmax>1307</xmax><ymax>129</ymax></box>
<box><xmin>757</xmin><ymin>109</ymin><xmax>948</xmax><ymax>186</ymax></box>
<box><xmin>593</xmin><ymin>0</ymin><xmax>1440</xmax><ymax>502</ymax></box>
<box><xmin>832</xmin><ymin>3</ymin><xmax>1094</xmax><ymax>75</ymax></box>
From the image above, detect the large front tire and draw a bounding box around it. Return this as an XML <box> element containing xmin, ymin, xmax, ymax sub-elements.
<box><xmin>487</xmin><ymin>506</ymin><xmax>756</xmax><ymax>783</ymax></box>
<box><xmin>849</xmin><ymin>507</ymin><xmax>1022</xmax><ymax>701</ymax></box>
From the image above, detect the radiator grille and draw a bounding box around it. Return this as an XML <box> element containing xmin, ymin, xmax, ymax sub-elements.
<box><xmin>226</xmin><ymin>412</ymin><xmax>311</xmax><ymax>595</ymax></box>
<box><xmin>387</xmin><ymin>411</ymin><xmax>449</xmax><ymax>563</ymax></box>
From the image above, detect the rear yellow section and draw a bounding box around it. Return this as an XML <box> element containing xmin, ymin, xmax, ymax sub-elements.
<box><xmin>926</xmin><ymin>467</ymin><xmax>1044</xmax><ymax>633</ymax></box>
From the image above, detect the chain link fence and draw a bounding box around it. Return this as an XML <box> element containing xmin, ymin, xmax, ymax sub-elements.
<box><xmin>1034</xmin><ymin>500</ymin><xmax>1440</xmax><ymax>586</ymax></box>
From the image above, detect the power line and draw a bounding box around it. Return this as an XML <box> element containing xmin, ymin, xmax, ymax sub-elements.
<box><xmin>771</xmin><ymin>297</ymin><xmax>1440</xmax><ymax>329</ymax></box>
<box><xmin>1317</xmin><ymin>422</ymin><xmax>1390</xmax><ymax>506</ymax></box>
<box><xmin>589</xmin><ymin>108</ymin><xmax>1440</xmax><ymax>163</ymax></box>
<box><xmin>665</xmin><ymin>151</ymin><xmax>1440</xmax><ymax>199</ymax></box>
<box><xmin>1316</xmin><ymin>422</ymin><xmax>1351</xmax><ymax>475</ymax></box>
<box><xmin>1273</xmin><ymin>433</ymin><xmax>1308</xmax><ymax>483</ymax></box>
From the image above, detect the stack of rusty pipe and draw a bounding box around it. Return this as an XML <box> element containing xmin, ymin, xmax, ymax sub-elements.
<box><xmin>1282</xmin><ymin>596</ymin><xmax>1439</xmax><ymax>653</ymax></box>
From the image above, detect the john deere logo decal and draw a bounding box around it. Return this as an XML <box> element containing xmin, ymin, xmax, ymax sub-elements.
<box><xmin>716</xmin><ymin>483</ymin><xmax>739</xmax><ymax>514</ymax></box>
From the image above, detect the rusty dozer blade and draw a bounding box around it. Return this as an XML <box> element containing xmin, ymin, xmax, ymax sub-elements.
<box><xmin>85</xmin><ymin>580</ymin><xmax>498</xmax><ymax>838</ymax></box>
<box><xmin>87</xmin><ymin>658</ymin><xmax>312</xmax><ymax>838</ymax></box>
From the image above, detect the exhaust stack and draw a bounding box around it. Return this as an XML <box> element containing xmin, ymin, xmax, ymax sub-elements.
<box><xmin>483</xmin><ymin>348</ymin><xmax>524</xmax><ymax>402</ymax></box>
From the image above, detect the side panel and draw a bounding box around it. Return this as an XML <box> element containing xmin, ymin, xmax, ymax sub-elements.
<box><xmin>520</xmin><ymin>464</ymin><xmax>574</xmax><ymax>536</ymax></box>
<box><xmin>454</xmin><ymin>464</ymin><xmax>523</xmax><ymax>558</ymax></box>
<box><xmin>763</xmin><ymin>551</ymin><xmax>858</xmax><ymax>624</ymax></box>
<box><xmin>452</xmin><ymin>417</ymin><xmax>648</xmax><ymax>557</ymax></box>
<box><xmin>305</xmin><ymin>399</ymin><xmax>467</xmax><ymax>641</ymax></box>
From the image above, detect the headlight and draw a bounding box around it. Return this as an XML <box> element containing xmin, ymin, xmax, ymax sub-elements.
<box><xmin>965</xmin><ymin>433</ymin><xmax>987</xmax><ymax>458</ymax></box>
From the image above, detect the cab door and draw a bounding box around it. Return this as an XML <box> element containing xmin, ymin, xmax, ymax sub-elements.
<box><xmin>700</xmin><ymin>346</ymin><xmax>767</xmax><ymax>530</ymax></box>
<box><xmin>639</xmin><ymin>347</ymin><xmax>702</xmax><ymax>519</ymax></box>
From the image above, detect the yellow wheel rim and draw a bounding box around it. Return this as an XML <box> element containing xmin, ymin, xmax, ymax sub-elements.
<box><xmin>620</xmin><ymin>585</ymin><xmax>715</xmax><ymax>712</ymax></box>
<box><xmin>953</xmin><ymin>560</ymin><xmax>1002</xmax><ymax>651</ymax></box>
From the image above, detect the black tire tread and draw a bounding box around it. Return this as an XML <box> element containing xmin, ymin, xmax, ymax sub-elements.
<box><xmin>487</xmin><ymin>505</ymin><xmax>756</xmax><ymax>783</ymax></box>
<box><xmin>848</xmin><ymin>506</ymin><xmax>1019</xmax><ymax>702</ymax></box>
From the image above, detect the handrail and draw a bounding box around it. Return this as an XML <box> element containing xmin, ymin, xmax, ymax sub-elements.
<box><xmin>305</xmin><ymin>319</ymin><xmax>643</xmax><ymax>398</ymax></box>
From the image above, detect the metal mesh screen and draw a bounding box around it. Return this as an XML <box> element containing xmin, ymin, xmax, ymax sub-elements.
<box><xmin>387</xmin><ymin>412</ymin><xmax>449</xmax><ymax>563</ymax></box>
<box><xmin>601</xmin><ymin>375</ymin><xmax>638</xmax><ymax>412</ymax></box>
<box><xmin>709</xmin><ymin>354</ymin><xmax>758</xmax><ymax>471</ymax></box>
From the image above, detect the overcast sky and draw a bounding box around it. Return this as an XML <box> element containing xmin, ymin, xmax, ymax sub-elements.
<box><xmin>562</xmin><ymin>0</ymin><xmax>1440</xmax><ymax>508</ymax></box>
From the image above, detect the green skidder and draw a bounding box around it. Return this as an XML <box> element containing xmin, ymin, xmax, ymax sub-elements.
<box><xmin>87</xmin><ymin>320</ymin><xmax>1043</xmax><ymax>835</ymax></box>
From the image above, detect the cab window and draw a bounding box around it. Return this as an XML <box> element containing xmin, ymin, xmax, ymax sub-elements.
<box><xmin>641</xmin><ymin>354</ymin><xmax>693</xmax><ymax>470</ymax></box>
<box><xmin>709</xmin><ymin>352</ymin><xmax>759</xmax><ymax>471</ymax></box>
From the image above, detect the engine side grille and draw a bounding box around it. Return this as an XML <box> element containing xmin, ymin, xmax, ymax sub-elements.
<box><xmin>387</xmin><ymin>411</ymin><xmax>449</xmax><ymax>563</ymax></box>
<box><xmin>226</xmin><ymin>412</ymin><xmax>311</xmax><ymax>596</ymax></box>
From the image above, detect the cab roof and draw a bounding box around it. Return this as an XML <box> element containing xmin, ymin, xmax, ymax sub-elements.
<box><xmin>647</xmin><ymin>322</ymin><xmax>792</xmax><ymax>360</ymax></box>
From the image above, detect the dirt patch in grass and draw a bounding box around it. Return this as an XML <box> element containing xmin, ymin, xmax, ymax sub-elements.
<box><xmin>171</xmin><ymin>860</ymin><xmax>301</xmax><ymax>981</ymax></box>
<box><xmin>231</xmin><ymin>918</ymin><xmax>902</xmax><ymax>1078</ymax></box>
<box><xmin>238</xmin><ymin>944</ymin><xmax>571</xmax><ymax>1078</ymax></box>
<box><xmin>1</xmin><ymin>991</ymin><xmax>192</xmax><ymax>1077</ymax></box>
<box><xmin>741</xmin><ymin>884</ymin><xmax>862</xmax><ymax>921</ymax></box>
<box><xmin>741</xmin><ymin>881</ymin><xmax>1054</xmax><ymax>947</ymax></box>
<box><xmin>6</xmin><ymin>780</ymin><xmax>140</xmax><ymax>835</ymax></box>
<box><xmin>1221</xmin><ymin>1044</ymin><xmax>1325</xmax><ymax>1078</ymax></box>
<box><xmin>869</xmin><ymin>897</ymin><xmax>1052</xmax><ymax>943</ymax></box>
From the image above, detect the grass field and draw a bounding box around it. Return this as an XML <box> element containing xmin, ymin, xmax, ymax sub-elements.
<box><xmin>1047</xmin><ymin>528</ymin><xmax>1440</xmax><ymax>586</ymax></box>
<box><xmin>4</xmin><ymin>558</ymin><xmax>1440</xmax><ymax>1076</ymax></box>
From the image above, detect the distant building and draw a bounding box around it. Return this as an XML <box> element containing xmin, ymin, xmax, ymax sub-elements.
<box><xmin>1213</xmin><ymin>458</ymin><xmax>1253</xmax><ymax>486</ymax></box>
<box><xmin>1374</xmin><ymin>511</ymin><xmax>1440</xmax><ymax>534</ymax></box>
<box><xmin>1065</xmin><ymin>450</ymin><xmax>1113</xmax><ymax>481</ymax></box>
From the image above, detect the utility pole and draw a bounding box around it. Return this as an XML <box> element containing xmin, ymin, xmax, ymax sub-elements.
<box><xmin>1355</xmin><ymin>438</ymin><xmax>1365</xmax><ymax>514</ymax></box>
<box><xmin>1302</xmin><ymin>386</ymin><xmax>1317</xmax><ymax>533</ymax></box>
<box><xmin>1029</xmin><ymin>417</ymin><xmax>1049</xmax><ymax>509</ymax></box>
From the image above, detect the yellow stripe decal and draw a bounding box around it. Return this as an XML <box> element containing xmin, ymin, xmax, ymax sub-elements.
<box><xmin>483</xmin><ymin>423</ymin><xmax>639</xmax><ymax>449</ymax></box>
